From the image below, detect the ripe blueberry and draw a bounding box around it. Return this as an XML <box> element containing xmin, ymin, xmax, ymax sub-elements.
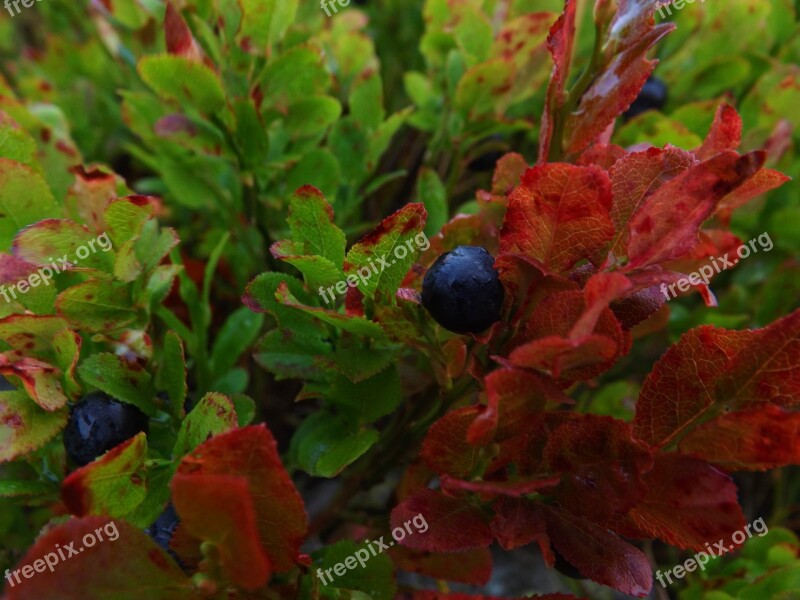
<box><xmin>146</xmin><ymin>504</ymin><xmax>180</xmax><ymax>552</ymax></box>
<box><xmin>0</xmin><ymin>376</ymin><xmax>14</xmax><ymax>391</ymax></box>
<box><xmin>63</xmin><ymin>391</ymin><xmax>149</xmax><ymax>466</ymax></box>
<box><xmin>623</xmin><ymin>76</ymin><xmax>668</xmax><ymax>120</ymax></box>
<box><xmin>421</xmin><ymin>245</ymin><xmax>504</xmax><ymax>334</ymax></box>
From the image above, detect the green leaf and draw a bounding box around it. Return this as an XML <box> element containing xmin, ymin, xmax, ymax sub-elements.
<box><xmin>253</xmin><ymin>329</ymin><xmax>331</xmax><ymax>381</ymax></box>
<box><xmin>416</xmin><ymin>168</ymin><xmax>448</xmax><ymax>237</ymax></box>
<box><xmin>327</xmin><ymin>366</ymin><xmax>402</xmax><ymax>424</ymax></box>
<box><xmin>276</xmin><ymin>283</ymin><xmax>386</xmax><ymax>338</ymax></box>
<box><xmin>287</xmin><ymin>185</ymin><xmax>346</xmax><ymax>267</ymax></box>
<box><xmin>273</xmin><ymin>249</ymin><xmax>344</xmax><ymax>292</ymax></box>
<box><xmin>0</xmin><ymin>116</ymin><xmax>38</xmax><ymax>168</ymax></box>
<box><xmin>242</xmin><ymin>272</ymin><xmax>327</xmax><ymax>334</ymax></box>
<box><xmin>0</xmin><ymin>158</ymin><xmax>57</xmax><ymax>251</ymax></box>
<box><xmin>260</xmin><ymin>46</ymin><xmax>330</xmax><ymax>107</ymax></box>
<box><xmin>350</xmin><ymin>74</ymin><xmax>385</xmax><ymax>131</ymax></box>
<box><xmin>0</xmin><ymin>390</ymin><xmax>67</xmax><ymax>462</ymax></box>
<box><xmin>286</xmin><ymin>96</ymin><xmax>342</xmax><ymax>136</ymax></box>
<box><xmin>285</xmin><ymin>149</ymin><xmax>341</xmax><ymax>201</ymax></box>
<box><xmin>57</xmin><ymin>280</ymin><xmax>137</xmax><ymax>333</ymax></box>
<box><xmin>77</xmin><ymin>353</ymin><xmax>156</xmax><ymax>416</ymax></box>
<box><xmin>174</xmin><ymin>392</ymin><xmax>238</xmax><ymax>457</ymax></box>
<box><xmin>239</xmin><ymin>0</ymin><xmax>298</xmax><ymax>51</ymax></box>
<box><xmin>315</xmin><ymin>539</ymin><xmax>396</xmax><ymax>600</ymax></box>
<box><xmin>155</xmin><ymin>331</ymin><xmax>187</xmax><ymax>417</ymax></box>
<box><xmin>138</xmin><ymin>54</ymin><xmax>226</xmax><ymax>114</ymax></box>
<box><xmin>210</xmin><ymin>307</ymin><xmax>265</xmax><ymax>378</ymax></box>
<box><xmin>292</xmin><ymin>412</ymin><xmax>379</xmax><ymax>478</ymax></box>
<box><xmin>0</xmin><ymin>479</ymin><xmax>54</xmax><ymax>499</ymax></box>
<box><xmin>231</xmin><ymin>394</ymin><xmax>256</xmax><ymax>427</ymax></box>
<box><xmin>61</xmin><ymin>433</ymin><xmax>148</xmax><ymax>518</ymax></box>
<box><xmin>323</xmin><ymin>345</ymin><xmax>398</xmax><ymax>383</ymax></box>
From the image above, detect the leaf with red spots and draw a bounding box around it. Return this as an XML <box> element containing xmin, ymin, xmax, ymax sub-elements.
<box><xmin>56</xmin><ymin>279</ymin><xmax>138</xmax><ymax>333</ymax></box>
<box><xmin>500</xmin><ymin>164</ymin><xmax>613</xmax><ymax>273</ymax></box>
<box><xmin>608</xmin><ymin>146</ymin><xmax>695</xmax><ymax>257</ymax></box>
<box><xmin>618</xmin><ymin>454</ymin><xmax>745</xmax><ymax>551</ymax></box>
<box><xmin>5</xmin><ymin>516</ymin><xmax>196</xmax><ymax>600</ymax></box>
<box><xmin>13</xmin><ymin>219</ymin><xmax>115</xmax><ymax>274</ymax></box>
<box><xmin>624</xmin><ymin>151</ymin><xmax>765</xmax><ymax>270</ymax></box>
<box><xmin>421</xmin><ymin>406</ymin><xmax>482</xmax><ymax>479</ymax></box>
<box><xmin>175</xmin><ymin>425</ymin><xmax>307</xmax><ymax>573</ymax></box>
<box><xmin>390</xmin><ymin>488</ymin><xmax>493</xmax><ymax>552</ymax></box>
<box><xmin>633</xmin><ymin>310</ymin><xmax>800</xmax><ymax>448</ymax></box>
<box><xmin>64</xmin><ymin>166</ymin><xmax>119</xmax><ymax>234</ymax></box>
<box><xmin>0</xmin><ymin>389</ymin><xmax>67</xmax><ymax>462</ymax></box>
<box><xmin>694</xmin><ymin>104</ymin><xmax>743</xmax><ymax>159</ymax></box>
<box><xmin>541</xmin><ymin>504</ymin><xmax>652</xmax><ymax>597</ymax></box>
<box><xmin>678</xmin><ymin>404</ymin><xmax>800</xmax><ymax>470</ymax></box>
<box><xmin>344</xmin><ymin>203</ymin><xmax>427</xmax><ymax>299</ymax></box>
<box><xmin>172</xmin><ymin>473</ymin><xmax>271</xmax><ymax>590</ymax></box>
<box><xmin>62</xmin><ymin>433</ymin><xmax>148</xmax><ymax>519</ymax></box>
<box><xmin>714</xmin><ymin>167</ymin><xmax>790</xmax><ymax>224</ymax></box>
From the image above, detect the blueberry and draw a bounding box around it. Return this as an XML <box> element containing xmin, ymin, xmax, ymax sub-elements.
<box><xmin>623</xmin><ymin>76</ymin><xmax>668</xmax><ymax>120</ymax></box>
<box><xmin>146</xmin><ymin>504</ymin><xmax>180</xmax><ymax>552</ymax></box>
<box><xmin>0</xmin><ymin>376</ymin><xmax>14</xmax><ymax>391</ymax></box>
<box><xmin>63</xmin><ymin>391</ymin><xmax>149</xmax><ymax>466</ymax></box>
<box><xmin>552</xmin><ymin>549</ymin><xmax>584</xmax><ymax>579</ymax></box>
<box><xmin>421</xmin><ymin>245</ymin><xmax>504</xmax><ymax>334</ymax></box>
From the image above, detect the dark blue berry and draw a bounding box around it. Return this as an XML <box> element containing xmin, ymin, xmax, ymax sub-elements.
<box><xmin>63</xmin><ymin>392</ymin><xmax>149</xmax><ymax>466</ymax></box>
<box><xmin>146</xmin><ymin>504</ymin><xmax>180</xmax><ymax>552</ymax></box>
<box><xmin>0</xmin><ymin>376</ymin><xmax>14</xmax><ymax>391</ymax></box>
<box><xmin>421</xmin><ymin>245</ymin><xmax>504</xmax><ymax>334</ymax></box>
<box><xmin>624</xmin><ymin>76</ymin><xmax>668</xmax><ymax>120</ymax></box>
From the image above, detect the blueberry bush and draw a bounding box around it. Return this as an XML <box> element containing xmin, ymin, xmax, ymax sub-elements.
<box><xmin>0</xmin><ymin>1</ymin><xmax>798</xmax><ymax>599</ymax></box>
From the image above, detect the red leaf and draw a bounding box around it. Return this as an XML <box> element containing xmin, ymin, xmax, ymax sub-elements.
<box><xmin>500</xmin><ymin>164</ymin><xmax>613</xmax><ymax>273</ymax></box>
<box><xmin>678</xmin><ymin>404</ymin><xmax>800</xmax><ymax>470</ymax></box>
<box><xmin>509</xmin><ymin>290</ymin><xmax>629</xmax><ymax>381</ymax></box>
<box><xmin>490</xmin><ymin>153</ymin><xmax>528</xmax><ymax>196</ymax></box>
<box><xmin>633</xmin><ymin>310</ymin><xmax>800</xmax><ymax>447</ymax></box>
<box><xmin>714</xmin><ymin>167</ymin><xmax>790</xmax><ymax>223</ymax></box>
<box><xmin>175</xmin><ymin>425</ymin><xmax>307</xmax><ymax>572</ymax></box>
<box><xmin>165</xmin><ymin>2</ymin><xmax>204</xmax><ymax>62</ymax></box>
<box><xmin>538</xmin><ymin>0</ymin><xmax>577</xmax><ymax>162</ymax></box>
<box><xmin>441</xmin><ymin>473</ymin><xmax>560</xmax><ymax>498</ymax></box>
<box><xmin>390</xmin><ymin>489</ymin><xmax>493</xmax><ymax>552</ymax></box>
<box><xmin>625</xmin><ymin>151</ymin><xmax>765</xmax><ymax>269</ymax></box>
<box><xmin>5</xmin><ymin>517</ymin><xmax>194</xmax><ymax>599</ymax></box>
<box><xmin>406</xmin><ymin>594</ymin><xmax>577</xmax><ymax>600</ymax></box>
<box><xmin>467</xmin><ymin>368</ymin><xmax>565</xmax><ymax>445</ymax></box>
<box><xmin>569</xmin><ymin>272</ymin><xmax>633</xmax><ymax>340</ymax></box>
<box><xmin>577</xmin><ymin>143</ymin><xmax>627</xmax><ymax>170</ymax></box>
<box><xmin>542</xmin><ymin>504</ymin><xmax>652</xmax><ymax>597</ymax></box>
<box><xmin>608</xmin><ymin>146</ymin><xmax>695</xmax><ymax>257</ymax></box>
<box><xmin>172</xmin><ymin>473</ymin><xmax>270</xmax><ymax>590</ymax></box>
<box><xmin>389</xmin><ymin>546</ymin><xmax>492</xmax><ymax>586</ymax></box>
<box><xmin>562</xmin><ymin>0</ymin><xmax>674</xmax><ymax>155</ymax></box>
<box><xmin>621</xmin><ymin>454</ymin><xmax>745</xmax><ymax>551</ymax></box>
<box><xmin>490</xmin><ymin>496</ymin><xmax>551</xmax><ymax>555</ymax></box>
<box><xmin>694</xmin><ymin>104</ymin><xmax>742</xmax><ymax>159</ymax></box>
<box><xmin>421</xmin><ymin>407</ymin><xmax>482</xmax><ymax>478</ymax></box>
<box><xmin>544</xmin><ymin>416</ymin><xmax>653</xmax><ymax>523</ymax></box>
